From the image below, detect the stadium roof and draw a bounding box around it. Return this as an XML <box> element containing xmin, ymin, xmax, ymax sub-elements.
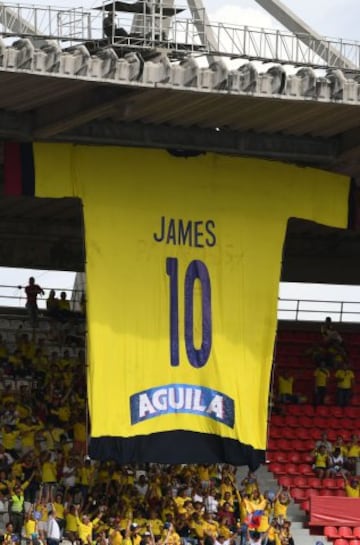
<box><xmin>0</xmin><ymin>38</ymin><xmax>360</xmax><ymax>177</ymax></box>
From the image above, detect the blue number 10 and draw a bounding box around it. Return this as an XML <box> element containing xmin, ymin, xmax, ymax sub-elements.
<box><xmin>166</xmin><ymin>257</ymin><xmax>212</xmax><ymax>368</ymax></box>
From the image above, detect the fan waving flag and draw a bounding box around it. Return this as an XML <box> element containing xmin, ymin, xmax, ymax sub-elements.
<box><xmin>31</xmin><ymin>143</ymin><xmax>350</xmax><ymax>467</ymax></box>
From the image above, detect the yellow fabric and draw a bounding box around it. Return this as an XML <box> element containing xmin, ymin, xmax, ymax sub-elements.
<box><xmin>34</xmin><ymin>143</ymin><xmax>350</xmax><ymax>451</ymax></box>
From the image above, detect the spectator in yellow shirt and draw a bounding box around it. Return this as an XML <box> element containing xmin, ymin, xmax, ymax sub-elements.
<box><xmin>343</xmin><ymin>473</ymin><xmax>360</xmax><ymax>498</ymax></box>
<box><xmin>314</xmin><ymin>361</ymin><xmax>330</xmax><ymax>406</ymax></box>
<box><xmin>75</xmin><ymin>506</ymin><xmax>102</xmax><ymax>545</ymax></box>
<box><xmin>278</xmin><ymin>372</ymin><xmax>295</xmax><ymax>404</ymax></box>
<box><xmin>335</xmin><ymin>362</ymin><xmax>355</xmax><ymax>407</ymax></box>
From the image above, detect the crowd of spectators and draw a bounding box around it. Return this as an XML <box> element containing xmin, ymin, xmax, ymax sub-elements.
<box><xmin>0</xmin><ymin>279</ymin><xmax>295</xmax><ymax>545</ymax></box>
<box><xmin>277</xmin><ymin>317</ymin><xmax>356</xmax><ymax>407</ymax></box>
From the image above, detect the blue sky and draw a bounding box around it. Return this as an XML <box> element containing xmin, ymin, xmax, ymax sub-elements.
<box><xmin>206</xmin><ymin>0</ymin><xmax>359</xmax><ymax>41</ymax></box>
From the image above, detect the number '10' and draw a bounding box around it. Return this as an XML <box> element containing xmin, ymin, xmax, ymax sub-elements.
<box><xmin>166</xmin><ymin>257</ymin><xmax>212</xmax><ymax>368</ymax></box>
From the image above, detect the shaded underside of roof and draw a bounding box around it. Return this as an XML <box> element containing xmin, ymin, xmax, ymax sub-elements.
<box><xmin>0</xmin><ymin>40</ymin><xmax>360</xmax><ymax>283</ymax></box>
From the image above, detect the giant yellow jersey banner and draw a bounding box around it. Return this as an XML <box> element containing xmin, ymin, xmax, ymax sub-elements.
<box><xmin>34</xmin><ymin>144</ymin><xmax>349</xmax><ymax>466</ymax></box>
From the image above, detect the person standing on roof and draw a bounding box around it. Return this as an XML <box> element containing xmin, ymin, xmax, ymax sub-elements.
<box><xmin>24</xmin><ymin>277</ymin><xmax>44</xmax><ymax>328</ymax></box>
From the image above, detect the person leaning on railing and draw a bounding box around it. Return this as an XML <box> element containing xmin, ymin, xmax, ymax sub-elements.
<box><xmin>22</xmin><ymin>277</ymin><xmax>44</xmax><ymax>328</ymax></box>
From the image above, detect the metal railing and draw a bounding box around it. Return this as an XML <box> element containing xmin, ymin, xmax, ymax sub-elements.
<box><xmin>0</xmin><ymin>0</ymin><xmax>360</xmax><ymax>70</ymax></box>
<box><xmin>0</xmin><ymin>283</ymin><xmax>83</xmax><ymax>311</ymax></box>
<box><xmin>278</xmin><ymin>298</ymin><xmax>360</xmax><ymax>323</ymax></box>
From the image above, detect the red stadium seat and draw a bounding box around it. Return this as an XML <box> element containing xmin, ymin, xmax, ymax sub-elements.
<box><xmin>300</xmin><ymin>500</ymin><xmax>310</xmax><ymax>512</ymax></box>
<box><xmin>305</xmin><ymin>488</ymin><xmax>320</xmax><ymax>499</ymax></box>
<box><xmin>353</xmin><ymin>528</ymin><xmax>360</xmax><ymax>538</ymax></box>
<box><xmin>324</xmin><ymin>527</ymin><xmax>339</xmax><ymax>539</ymax></box>
<box><xmin>323</xmin><ymin>478</ymin><xmax>338</xmax><ymax>489</ymax></box>
<box><xmin>298</xmin><ymin>463</ymin><xmax>314</xmax><ymax>476</ymax></box>
<box><xmin>278</xmin><ymin>476</ymin><xmax>293</xmax><ymax>488</ymax></box>
<box><xmin>270</xmin><ymin>426</ymin><xmax>283</xmax><ymax>439</ymax></box>
<box><xmin>311</xmin><ymin>428</ymin><xmax>322</xmax><ymax>440</ymax></box>
<box><xmin>277</xmin><ymin>439</ymin><xmax>292</xmax><ymax>451</ymax></box>
<box><xmin>295</xmin><ymin>428</ymin><xmax>312</xmax><ymax>440</ymax></box>
<box><xmin>291</xmin><ymin>487</ymin><xmax>307</xmax><ymax>502</ymax></box>
<box><xmin>316</xmin><ymin>406</ymin><xmax>330</xmax><ymax>417</ymax></box>
<box><xmin>327</xmin><ymin>429</ymin><xmax>339</xmax><ymax>441</ymax></box>
<box><xmin>287</xmin><ymin>404</ymin><xmax>303</xmax><ymax>416</ymax></box>
<box><xmin>285</xmin><ymin>463</ymin><xmax>299</xmax><ymax>475</ymax></box>
<box><xmin>271</xmin><ymin>415</ymin><xmax>284</xmax><ymax>426</ymax></box>
<box><xmin>307</xmin><ymin>477</ymin><xmax>322</xmax><ymax>488</ymax></box>
<box><xmin>303</xmin><ymin>405</ymin><xmax>315</xmax><ymax>416</ymax></box>
<box><xmin>302</xmin><ymin>453</ymin><xmax>314</xmax><ymax>464</ymax></box>
<box><xmin>329</xmin><ymin>406</ymin><xmax>344</xmax><ymax>417</ymax></box>
<box><xmin>291</xmin><ymin>439</ymin><xmax>306</xmax><ymax>451</ymax></box>
<box><xmin>267</xmin><ymin>438</ymin><xmax>278</xmax><ymax>451</ymax></box>
<box><xmin>349</xmin><ymin>540</ymin><xmax>360</xmax><ymax>545</ymax></box>
<box><xmin>334</xmin><ymin>539</ymin><xmax>348</xmax><ymax>545</ymax></box>
<box><xmin>313</xmin><ymin>416</ymin><xmax>327</xmax><ymax>428</ymax></box>
<box><xmin>334</xmin><ymin>489</ymin><xmax>347</xmax><ymax>497</ymax></box>
<box><xmin>298</xmin><ymin>416</ymin><xmax>313</xmax><ymax>427</ymax></box>
<box><xmin>268</xmin><ymin>462</ymin><xmax>285</xmax><ymax>475</ymax></box>
<box><xmin>344</xmin><ymin>407</ymin><xmax>360</xmax><ymax>418</ymax></box>
<box><xmin>293</xmin><ymin>476</ymin><xmax>307</xmax><ymax>488</ymax></box>
<box><xmin>284</xmin><ymin>415</ymin><xmax>298</xmax><ymax>427</ymax></box>
<box><xmin>273</xmin><ymin>452</ymin><xmax>288</xmax><ymax>464</ymax></box>
<box><xmin>283</xmin><ymin>427</ymin><xmax>298</xmax><ymax>439</ymax></box>
<box><xmin>328</xmin><ymin>417</ymin><xmax>343</xmax><ymax>429</ymax></box>
<box><xmin>338</xmin><ymin>527</ymin><xmax>353</xmax><ymax>538</ymax></box>
<box><xmin>305</xmin><ymin>438</ymin><xmax>315</xmax><ymax>450</ymax></box>
<box><xmin>319</xmin><ymin>488</ymin><xmax>333</xmax><ymax>496</ymax></box>
<box><xmin>288</xmin><ymin>452</ymin><xmax>301</xmax><ymax>464</ymax></box>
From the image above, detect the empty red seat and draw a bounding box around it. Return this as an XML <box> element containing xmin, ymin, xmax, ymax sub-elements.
<box><xmin>344</xmin><ymin>407</ymin><xmax>360</xmax><ymax>418</ymax></box>
<box><xmin>268</xmin><ymin>462</ymin><xmax>285</xmax><ymax>475</ymax></box>
<box><xmin>295</xmin><ymin>428</ymin><xmax>312</xmax><ymax>440</ymax></box>
<box><xmin>313</xmin><ymin>415</ymin><xmax>327</xmax><ymax>428</ymax></box>
<box><xmin>291</xmin><ymin>487</ymin><xmax>307</xmax><ymax>502</ymax></box>
<box><xmin>287</xmin><ymin>404</ymin><xmax>303</xmax><ymax>415</ymax></box>
<box><xmin>307</xmin><ymin>477</ymin><xmax>322</xmax><ymax>488</ymax></box>
<box><xmin>329</xmin><ymin>406</ymin><xmax>344</xmax><ymax>417</ymax></box>
<box><xmin>335</xmin><ymin>539</ymin><xmax>351</xmax><ymax>545</ymax></box>
<box><xmin>288</xmin><ymin>452</ymin><xmax>301</xmax><ymax>464</ymax></box>
<box><xmin>271</xmin><ymin>415</ymin><xmax>284</xmax><ymax>426</ymax></box>
<box><xmin>277</xmin><ymin>439</ymin><xmax>292</xmax><ymax>451</ymax></box>
<box><xmin>302</xmin><ymin>453</ymin><xmax>314</xmax><ymax>464</ymax></box>
<box><xmin>293</xmin><ymin>476</ymin><xmax>307</xmax><ymax>488</ymax></box>
<box><xmin>338</xmin><ymin>527</ymin><xmax>353</xmax><ymax>538</ymax></box>
<box><xmin>311</xmin><ymin>428</ymin><xmax>322</xmax><ymax>440</ymax></box>
<box><xmin>270</xmin><ymin>427</ymin><xmax>283</xmax><ymax>439</ymax></box>
<box><xmin>298</xmin><ymin>463</ymin><xmax>313</xmax><ymax>475</ymax></box>
<box><xmin>267</xmin><ymin>438</ymin><xmax>278</xmax><ymax>451</ymax></box>
<box><xmin>273</xmin><ymin>452</ymin><xmax>288</xmax><ymax>464</ymax></box>
<box><xmin>283</xmin><ymin>428</ymin><xmax>298</xmax><ymax>439</ymax></box>
<box><xmin>323</xmin><ymin>478</ymin><xmax>337</xmax><ymax>489</ymax></box>
<box><xmin>292</xmin><ymin>439</ymin><xmax>308</xmax><ymax>451</ymax></box>
<box><xmin>353</xmin><ymin>528</ymin><xmax>360</xmax><ymax>538</ymax></box>
<box><xmin>324</xmin><ymin>527</ymin><xmax>339</xmax><ymax>539</ymax></box>
<box><xmin>298</xmin><ymin>416</ymin><xmax>313</xmax><ymax>427</ymax></box>
<box><xmin>300</xmin><ymin>500</ymin><xmax>310</xmax><ymax>512</ymax></box>
<box><xmin>334</xmin><ymin>489</ymin><xmax>347</xmax><ymax>497</ymax></box>
<box><xmin>306</xmin><ymin>488</ymin><xmax>320</xmax><ymax>499</ymax></box>
<box><xmin>316</xmin><ymin>405</ymin><xmax>330</xmax><ymax>417</ymax></box>
<box><xmin>284</xmin><ymin>415</ymin><xmax>298</xmax><ymax>427</ymax></box>
<box><xmin>302</xmin><ymin>404</ymin><xmax>315</xmax><ymax>416</ymax></box>
<box><xmin>328</xmin><ymin>429</ymin><xmax>339</xmax><ymax>441</ymax></box>
<box><xmin>349</xmin><ymin>540</ymin><xmax>360</xmax><ymax>545</ymax></box>
<box><xmin>278</xmin><ymin>476</ymin><xmax>293</xmax><ymax>488</ymax></box>
<box><xmin>319</xmin><ymin>488</ymin><xmax>333</xmax><ymax>496</ymax></box>
<box><xmin>328</xmin><ymin>416</ymin><xmax>344</xmax><ymax>430</ymax></box>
